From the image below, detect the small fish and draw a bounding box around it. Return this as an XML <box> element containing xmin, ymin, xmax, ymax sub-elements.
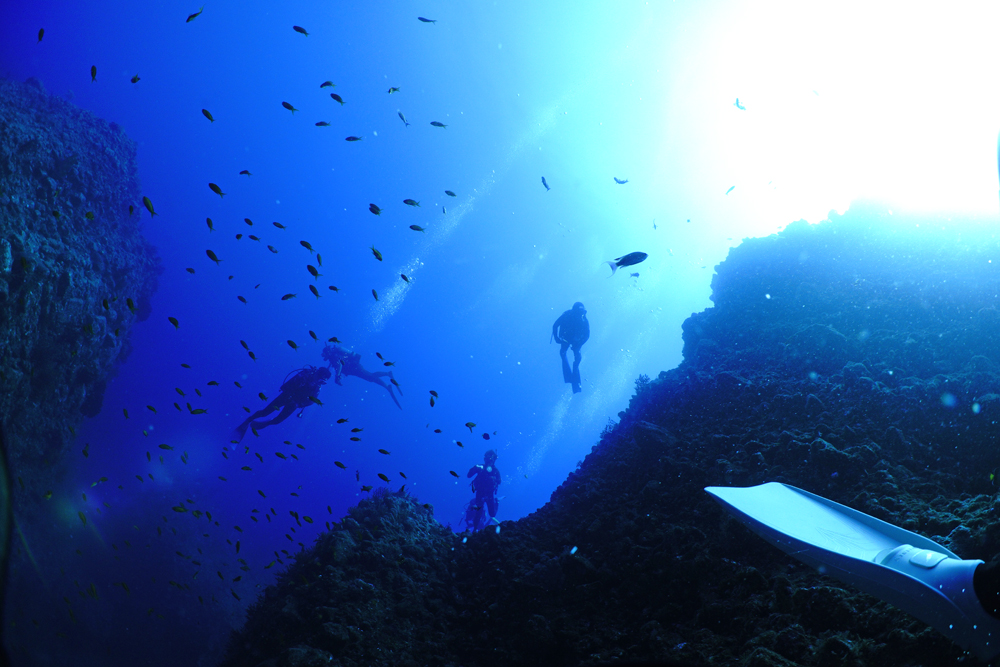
<box><xmin>207</xmin><ymin>380</ymin><xmax>219</xmax><ymax>386</ymax></box>
<box><xmin>282</xmin><ymin>101</ymin><xmax>299</xmax><ymax>114</ymax></box>
<box><xmin>445</xmin><ymin>190</ymin><xmax>456</xmax><ymax>197</ymax></box>
<box><xmin>307</xmin><ymin>264</ymin><xmax>321</xmax><ymax>279</ymax></box>
<box><xmin>239</xmin><ymin>170</ymin><xmax>252</xmax><ymax>177</ymax></box>
<box><xmin>630</xmin><ymin>272</ymin><xmax>639</xmax><ymax>278</ymax></box>
<box><xmin>734</xmin><ymin>98</ymin><xmax>746</xmax><ymax>111</ymax></box>
<box><xmin>186</xmin><ymin>267</ymin><xmax>195</xmax><ymax>274</ymax></box>
<box><xmin>378</xmin><ymin>449</ymin><xmax>390</xmax><ymax>455</ymax></box>
<box><xmin>345</xmin><ymin>136</ymin><xmax>362</xmax><ymax>142</ymax></box>
<box><xmin>328</xmin><ymin>286</ymin><xmax>339</xmax><ymax>292</ymax></box>
<box><xmin>288</xmin><ymin>340</ymin><xmax>298</xmax><ymax>351</ymax></box>
<box><xmin>130</xmin><ymin>74</ymin><xmax>140</xmax><ymax>84</ymax></box>
<box><xmin>330</xmin><ymin>93</ymin><xmax>344</xmax><ymax>105</ymax></box>
<box><xmin>315</xmin><ymin>121</ymin><xmax>330</xmax><ymax>127</ymax></box>
<box><xmin>604</xmin><ymin>251</ymin><xmax>647</xmax><ymax>276</ymax></box>
<box><xmin>429</xmin><ymin>121</ymin><xmax>447</xmax><ymax>128</ymax></box>
<box><xmin>418</xmin><ymin>17</ymin><xmax>437</xmax><ymax>23</ymax></box>
<box><xmin>317</xmin><ymin>254</ymin><xmax>322</xmax><ymax>266</ymax></box>
<box><xmin>320</xmin><ymin>81</ymin><xmax>335</xmax><ymax>88</ymax></box>
<box><xmin>328</xmin><ymin>337</ymin><xmax>341</xmax><ymax>343</ymax></box>
<box><xmin>372</xmin><ymin>289</ymin><xmax>378</xmax><ymax>301</ymax></box>
<box><xmin>541</xmin><ymin>176</ymin><xmax>550</xmax><ymax>191</ymax></box>
<box><xmin>300</xmin><ymin>240</ymin><xmax>314</xmax><ymax>254</ymax></box>
<box><xmin>383</xmin><ymin>361</ymin><xmax>395</xmax><ymax>367</ymax></box>
<box><xmin>91</xmin><ymin>65</ymin><xmax>97</xmax><ymax>82</ymax></box>
<box><xmin>206</xmin><ymin>249</ymin><xmax>221</xmax><ymax>265</ymax></box>
<box><xmin>369</xmin><ymin>203</ymin><xmax>381</xmax><ymax>215</ymax></box>
<box><xmin>309</xmin><ymin>330</ymin><xmax>318</xmax><ymax>341</ymax></box>
<box><xmin>614</xmin><ymin>177</ymin><xmax>628</xmax><ymax>184</ymax></box>
<box><xmin>398</xmin><ymin>111</ymin><xmax>410</xmax><ymax>127</ymax></box>
<box><xmin>403</xmin><ymin>199</ymin><xmax>419</xmax><ymax>207</ymax></box>
<box><xmin>378</xmin><ymin>473</ymin><xmax>390</xmax><ymax>482</ymax></box>
<box><xmin>455</xmin><ymin>441</ymin><xmax>463</xmax><ymax>448</ymax></box>
<box><xmin>209</xmin><ymin>183</ymin><xmax>226</xmax><ymax>198</ymax></box>
<box><xmin>465</xmin><ymin>422</ymin><xmax>476</xmax><ymax>433</ymax></box>
<box><xmin>370</xmin><ymin>246</ymin><xmax>382</xmax><ymax>261</ymax></box>
<box><xmin>281</xmin><ymin>293</ymin><xmax>296</xmax><ymax>301</ymax></box>
<box><xmin>337</xmin><ymin>418</ymin><xmax>349</xmax><ymax>424</ymax></box>
<box><xmin>142</xmin><ymin>196</ymin><xmax>157</xmax><ymax>218</ymax></box>
<box><xmin>37</xmin><ymin>28</ymin><xmax>44</xmax><ymax>43</ymax></box>
<box><xmin>248</xmin><ymin>351</ymin><xmax>256</xmax><ymax>361</ymax></box>
<box><xmin>430</xmin><ymin>396</ymin><xmax>435</xmax><ymax>407</ymax></box>
<box><xmin>361</xmin><ymin>485</ymin><xmax>373</xmax><ymax>492</ymax></box>
<box><xmin>85</xmin><ymin>212</ymin><xmax>95</xmax><ymax>220</ymax></box>
<box><xmin>186</xmin><ymin>6</ymin><xmax>204</xmax><ymax>22</ymax></box>
<box><xmin>725</xmin><ymin>186</ymin><xmax>735</xmax><ymax>195</ymax></box>
<box><xmin>202</xmin><ymin>109</ymin><xmax>214</xmax><ymax>122</ymax></box>
<box><xmin>429</xmin><ymin>391</ymin><xmax>439</xmax><ymax>398</ymax></box>
<box><xmin>190</xmin><ymin>408</ymin><xmax>207</xmax><ymax>415</ymax></box>
<box><xmin>309</xmin><ymin>284</ymin><xmax>320</xmax><ymax>299</ymax></box>
<box><xmin>237</xmin><ymin>296</ymin><xmax>247</xmax><ymax>304</ymax></box>
<box><xmin>482</xmin><ymin>433</ymin><xmax>490</xmax><ymax>440</ymax></box>
<box><xmin>400</xmin><ymin>274</ymin><xmax>410</xmax><ymax>283</ymax></box>
<box><xmin>123</xmin><ymin>408</ymin><xmax>129</xmax><ymax>419</ymax></box>
<box><xmin>388</xmin><ymin>87</ymin><xmax>400</xmax><ymax>94</ymax></box>
<box><xmin>449</xmin><ymin>470</ymin><xmax>459</xmax><ymax>478</ymax></box>
<box><xmin>206</xmin><ymin>217</ymin><xmax>214</xmax><ymax>232</ymax></box>
<box><xmin>159</xmin><ymin>444</ymin><xmax>173</xmax><ymax>450</ymax></box>
<box><xmin>433</xmin><ymin>429</ymin><xmax>441</xmax><ymax>433</ymax></box>
<box><xmin>409</xmin><ymin>225</ymin><xmax>425</xmax><ymax>232</ymax></box>
<box><xmin>442</xmin><ymin>207</ymin><xmax>446</xmax><ymax>214</ymax></box>
<box><xmin>292</xmin><ymin>25</ymin><xmax>309</xmax><ymax>36</ymax></box>
<box><xmin>129</xmin><ymin>205</ymin><xmax>134</xmax><ymax>216</ymax></box>
<box><xmin>390</xmin><ymin>378</ymin><xmax>401</xmax><ymax>390</ymax></box>
<box><xmin>168</xmin><ymin>316</ymin><xmax>179</xmax><ymax>329</ymax></box>
<box><xmin>335</xmin><ymin>461</ymin><xmax>347</xmax><ymax>470</ymax></box>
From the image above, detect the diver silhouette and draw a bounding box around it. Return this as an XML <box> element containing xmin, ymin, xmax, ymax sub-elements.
<box><xmin>464</xmin><ymin>450</ymin><xmax>501</xmax><ymax>532</ymax></box>
<box><xmin>552</xmin><ymin>302</ymin><xmax>590</xmax><ymax>393</ymax></box>
<box><xmin>230</xmin><ymin>366</ymin><xmax>331</xmax><ymax>443</ymax></box>
<box><xmin>321</xmin><ymin>344</ymin><xmax>402</xmax><ymax>409</ymax></box>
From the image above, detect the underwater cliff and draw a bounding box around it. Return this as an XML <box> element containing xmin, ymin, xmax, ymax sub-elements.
<box><xmin>0</xmin><ymin>77</ymin><xmax>160</xmax><ymax>499</ymax></box>
<box><xmin>221</xmin><ymin>205</ymin><xmax>1000</xmax><ymax>666</ymax></box>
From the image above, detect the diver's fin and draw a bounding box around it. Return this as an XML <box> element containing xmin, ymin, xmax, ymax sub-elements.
<box><xmin>706</xmin><ymin>482</ymin><xmax>1000</xmax><ymax>661</ymax></box>
<box><xmin>604</xmin><ymin>260</ymin><xmax>617</xmax><ymax>276</ymax></box>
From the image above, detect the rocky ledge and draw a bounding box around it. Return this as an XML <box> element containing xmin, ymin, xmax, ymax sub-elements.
<box><xmin>223</xmin><ymin>204</ymin><xmax>1000</xmax><ymax>667</ymax></box>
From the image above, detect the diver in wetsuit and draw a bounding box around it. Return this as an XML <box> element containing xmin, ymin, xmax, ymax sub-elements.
<box><xmin>230</xmin><ymin>366</ymin><xmax>331</xmax><ymax>443</ymax></box>
<box><xmin>321</xmin><ymin>345</ymin><xmax>402</xmax><ymax>409</ymax></box>
<box><xmin>552</xmin><ymin>302</ymin><xmax>590</xmax><ymax>393</ymax></box>
<box><xmin>464</xmin><ymin>449</ymin><xmax>501</xmax><ymax>532</ymax></box>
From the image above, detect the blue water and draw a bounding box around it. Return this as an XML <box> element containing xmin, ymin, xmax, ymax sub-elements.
<box><xmin>1</xmin><ymin>2</ymin><xmax>764</xmax><ymax>664</ymax></box>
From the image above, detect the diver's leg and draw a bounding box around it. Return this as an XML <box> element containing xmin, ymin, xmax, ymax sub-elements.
<box><xmin>486</xmin><ymin>495</ymin><xmax>498</xmax><ymax>521</ymax></box>
<box><xmin>560</xmin><ymin>342</ymin><xmax>573</xmax><ymax>383</ymax></box>
<box><xmin>386</xmin><ymin>384</ymin><xmax>402</xmax><ymax>410</ymax></box>
<box><xmin>572</xmin><ymin>345</ymin><xmax>582</xmax><ymax>384</ymax></box>
<box><xmin>231</xmin><ymin>402</ymin><xmax>279</xmax><ymax>442</ymax></box>
<box><xmin>250</xmin><ymin>403</ymin><xmax>296</xmax><ymax>430</ymax></box>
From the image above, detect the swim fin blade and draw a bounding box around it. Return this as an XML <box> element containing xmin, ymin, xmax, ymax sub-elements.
<box><xmin>706</xmin><ymin>482</ymin><xmax>1000</xmax><ymax>661</ymax></box>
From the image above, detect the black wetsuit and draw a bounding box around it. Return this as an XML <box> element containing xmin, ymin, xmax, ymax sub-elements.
<box><xmin>231</xmin><ymin>368</ymin><xmax>327</xmax><ymax>442</ymax></box>
<box><xmin>466</xmin><ymin>463</ymin><xmax>501</xmax><ymax>530</ymax></box>
<box><xmin>552</xmin><ymin>308</ymin><xmax>590</xmax><ymax>392</ymax></box>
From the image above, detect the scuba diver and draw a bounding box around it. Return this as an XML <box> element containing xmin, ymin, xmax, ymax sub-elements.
<box><xmin>552</xmin><ymin>302</ymin><xmax>590</xmax><ymax>393</ymax></box>
<box><xmin>464</xmin><ymin>450</ymin><xmax>501</xmax><ymax>532</ymax></box>
<box><xmin>230</xmin><ymin>365</ymin><xmax>331</xmax><ymax>443</ymax></box>
<box><xmin>707</xmin><ymin>482</ymin><xmax>1000</xmax><ymax>661</ymax></box>
<box><xmin>321</xmin><ymin>344</ymin><xmax>402</xmax><ymax>409</ymax></box>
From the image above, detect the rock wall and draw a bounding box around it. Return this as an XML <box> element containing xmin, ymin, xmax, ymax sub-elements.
<box><xmin>221</xmin><ymin>204</ymin><xmax>1000</xmax><ymax>667</ymax></box>
<box><xmin>0</xmin><ymin>77</ymin><xmax>160</xmax><ymax>496</ymax></box>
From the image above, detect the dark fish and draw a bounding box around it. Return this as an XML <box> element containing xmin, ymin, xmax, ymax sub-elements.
<box><xmin>206</xmin><ymin>249</ymin><xmax>221</xmax><ymax>265</ymax></box>
<box><xmin>202</xmin><ymin>108</ymin><xmax>214</xmax><ymax>122</ymax></box>
<box><xmin>465</xmin><ymin>422</ymin><xmax>476</xmax><ymax>433</ymax></box>
<box><xmin>418</xmin><ymin>17</ymin><xmax>437</xmax><ymax>23</ymax></box>
<box><xmin>372</xmin><ymin>289</ymin><xmax>378</xmax><ymax>301</ymax></box>
<box><xmin>237</xmin><ymin>296</ymin><xmax>247</xmax><ymax>304</ymax></box>
<box><xmin>273</xmin><ymin>221</ymin><xmax>286</xmax><ymax>229</ymax></box>
<box><xmin>248</xmin><ymin>235</ymin><xmax>259</xmax><ymax>242</ymax></box>
<box><xmin>307</xmin><ymin>264</ymin><xmax>321</xmax><ymax>278</ymax></box>
<box><xmin>309</xmin><ymin>331</ymin><xmax>318</xmax><ymax>341</ymax></box>
<box><xmin>91</xmin><ymin>65</ymin><xmax>97</xmax><ymax>82</ymax></box>
<box><xmin>281</xmin><ymin>293</ymin><xmax>296</xmax><ymax>301</ymax></box>
<box><xmin>409</xmin><ymin>225</ymin><xmax>425</xmax><ymax>232</ymax></box>
<box><xmin>282</xmin><ymin>101</ymin><xmax>299</xmax><ymax>114</ymax></box>
<box><xmin>403</xmin><ymin>199</ymin><xmax>419</xmax><ymax>207</ymax></box>
<box><xmin>398</xmin><ymin>111</ymin><xmax>409</xmax><ymax>127</ymax></box>
<box><xmin>37</xmin><ymin>28</ymin><xmax>44</xmax><ymax>43</ymax></box>
<box><xmin>613</xmin><ymin>177</ymin><xmax>628</xmax><ymax>184</ymax></box>
<box><xmin>400</xmin><ymin>274</ymin><xmax>410</xmax><ymax>283</ymax></box>
<box><xmin>369</xmin><ymin>203</ymin><xmax>381</xmax><ymax>215</ymax></box>
<box><xmin>604</xmin><ymin>251</ymin><xmax>647</xmax><ymax>276</ymax></box>
<box><xmin>142</xmin><ymin>196</ymin><xmax>157</xmax><ymax>218</ymax></box>
<box><xmin>429</xmin><ymin>121</ymin><xmax>447</xmax><ymax>128</ymax></box>
<box><xmin>429</xmin><ymin>390</ymin><xmax>438</xmax><ymax>398</ymax></box>
<box><xmin>206</xmin><ymin>217</ymin><xmax>214</xmax><ymax>232</ymax></box>
<box><xmin>630</xmin><ymin>272</ymin><xmax>639</xmax><ymax>278</ymax></box>
<box><xmin>449</xmin><ymin>471</ymin><xmax>459</xmax><ymax>478</ymax></box>
<box><xmin>378</xmin><ymin>473</ymin><xmax>390</xmax><ymax>482</ymax></box>
<box><xmin>292</xmin><ymin>25</ymin><xmax>309</xmax><ymax>36</ymax></box>
<box><xmin>287</xmin><ymin>340</ymin><xmax>298</xmax><ymax>351</ymax></box>
<box><xmin>130</xmin><ymin>74</ymin><xmax>140</xmax><ymax>83</ymax></box>
<box><xmin>328</xmin><ymin>286</ymin><xmax>339</xmax><ymax>292</ymax></box>
<box><xmin>300</xmin><ymin>240</ymin><xmax>314</xmax><ymax>254</ymax></box>
<box><xmin>337</xmin><ymin>418</ymin><xmax>348</xmax><ymax>423</ymax></box>
<box><xmin>235</xmin><ymin>233</ymin><xmax>242</xmax><ymax>240</ymax></box>
<box><xmin>445</xmin><ymin>190</ymin><xmax>456</xmax><ymax>197</ymax></box>
<box><xmin>335</xmin><ymin>461</ymin><xmax>346</xmax><ymax>470</ymax></box>
<box><xmin>330</xmin><ymin>93</ymin><xmax>344</xmax><ymax>105</ymax></box>
<box><xmin>483</xmin><ymin>433</ymin><xmax>490</xmax><ymax>440</ymax></box>
<box><xmin>209</xmin><ymin>182</ymin><xmax>226</xmax><ymax>198</ymax></box>
<box><xmin>129</xmin><ymin>205</ymin><xmax>134</xmax><ymax>216</ymax></box>
<box><xmin>315</xmin><ymin>121</ymin><xmax>330</xmax><ymax>127</ymax></box>
<box><xmin>320</xmin><ymin>81</ymin><xmax>335</xmax><ymax>89</ymax></box>
<box><xmin>345</xmin><ymin>136</ymin><xmax>362</xmax><ymax>142</ymax></box>
<box><xmin>388</xmin><ymin>86</ymin><xmax>400</xmax><ymax>94</ymax></box>
<box><xmin>370</xmin><ymin>246</ymin><xmax>382</xmax><ymax>261</ymax></box>
<box><xmin>168</xmin><ymin>316</ymin><xmax>179</xmax><ymax>329</ymax></box>
<box><xmin>541</xmin><ymin>176</ymin><xmax>550</xmax><ymax>191</ymax></box>
<box><xmin>186</xmin><ymin>268</ymin><xmax>195</xmax><ymax>274</ymax></box>
<box><xmin>239</xmin><ymin>170</ymin><xmax>251</xmax><ymax>177</ymax></box>
<box><xmin>186</xmin><ymin>6</ymin><xmax>204</xmax><ymax>22</ymax></box>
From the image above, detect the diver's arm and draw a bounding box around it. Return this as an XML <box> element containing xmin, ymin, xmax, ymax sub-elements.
<box><xmin>552</xmin><ymin>314</ymin><xmax>564</xmax><ymax>342</ymax></box>
<box><xmin>468</xmin><ymin>465</ymin><xmax>481</xmax><ymax>478</ymax></box>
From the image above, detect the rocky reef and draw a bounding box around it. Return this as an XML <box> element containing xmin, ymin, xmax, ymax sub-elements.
<box><xmin>222</xmin><ymin>204</ymin><xmax>1000</xmax><ymax>666</ymax></box>
<box><xmin>0</xmin><ymin>77</ymin><xmax>160</xmax><ymax>496</ymax></box>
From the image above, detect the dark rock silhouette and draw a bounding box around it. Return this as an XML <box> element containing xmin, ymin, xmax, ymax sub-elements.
<box><xmin>0</xmin><ymin>77</ymin><xmax>160</xmax><ymax>498</ymax></box>
<box><xmin>223</xmin><ymin>204</ymin><xmax>1000</xmax><ymax>666</ymax></box>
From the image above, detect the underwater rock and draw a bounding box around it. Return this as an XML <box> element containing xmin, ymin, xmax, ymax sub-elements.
<box><xmin>0</xmin><ymin>77</ymin><xmax>160</xmax><ymax>498</ymax></box>
<box><xmin>225</xmin><ymin>203</ymin><xmax>1000</xmax><ymax>666</ymax></box>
